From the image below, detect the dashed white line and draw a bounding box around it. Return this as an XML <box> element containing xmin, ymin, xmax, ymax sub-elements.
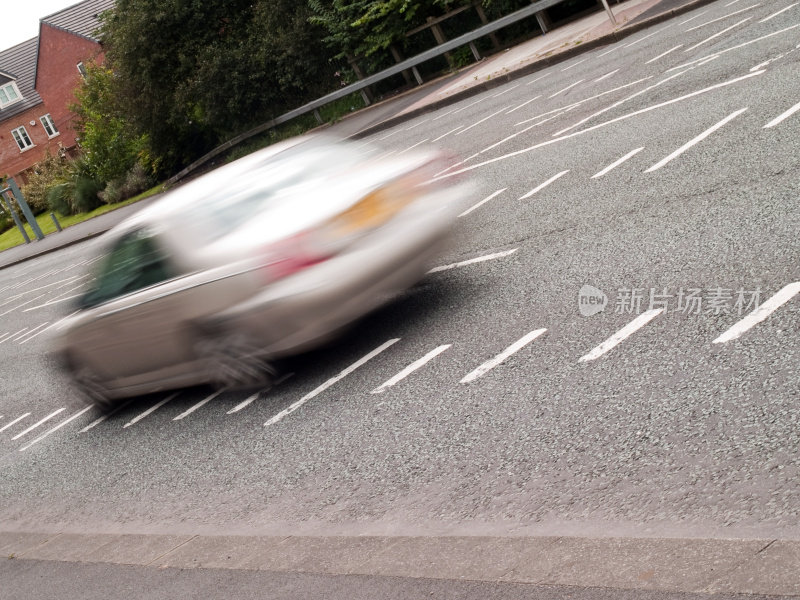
<box><xmin>460</xmin><ymin>329</ymin><xmax>547</xmax><ymax>383</ymax></box>
<box><xmin>549</xmin><ymin>79</ymin><xmax>584</xmax><ymax>98</ymax></box>
<box><xmin>12</xmin><ymin>408</ymin><xmax>66</xmax><ymax>440</ymax></box>
<box><xmin>0</xmin><ymin>294</ymin><xmax>47</xmax><ymax>317</ymax></box>
<box><xmin>173</xmin><ymin>390</ymin><xmax>222</xmax><ymax>421</ymax></box>
<box><xmin>15</xmin><ymin>323</ymin><xmax>49</xmax><ymax>343</ymax></box>
<box><xmin>452</xmin><ymin>97</ymin><xmax>488</xmax><ymax>114</ymax></box>
<box><xmin>685</xmin><ymin>18</ymin><xmax>751</xmax><ymax>53</ymax></box>
<box><xmin>459</xmin><ymin>188</ymin><xmax>507</xmax><ymax>217</ymax></box>
<box><xmin>265</xmin><ymin>338</ymin><xmax>400</xmax><ymax>426</ymax></box>
<box><xmin>525</xmin><ymin>72</ymin><xmax>550</xmax><ymax>86</ymax></box>
<box><xmin>371</xmin><ymin>345</ymin><xmax>451</xmax><ymax>394</ymax></box>
<box><xmin>456</xmin><ymin>107</ymin><xmax>510</xmax><ymax>135</ymax></box>
<box><xmin>646</xmin><ymin>44</ymin><xmax>683</xmax><ymax>64</ymax></box>
<box><xmin>0</xmin><ymin>332</ymin><xmax>15</xmax><ymax>344</ymax></box>
<box><xmin>713</xmin><ymin>282</ymin><xmax>800</xmax><ymax>343</ymax></box>
<box><xmin>597</xmin><ymin>45</ymin><xmax>622</xmax><ymax>58</ymax></box>
<box><xmin>506</xmin><ymin>95</ymin><xmax>542</xmax><ymax>114</ymax></box>
<box><xmin>428</xmin><ymin>249</ymin><xmax>518</xmax><ymax>273</ymax></box>
<box><xmin>80</xmin><ymin>400</ymin><xmax>135</xmax><ymax>433</ymax></box>
<box><xmin>1</xmin><ymin>328</ymin><xmax>28</xmax><ymax>343</ymax></box>
<box><xmin>379</xmin><ymin>129</ymin><xmax>402</xmax><ymax>141</ymax></box>
<box><xmin>405</xmin><ymin>118</ymin><xmax>431</xmax><ymax>131</ymax></box>
<box><xmin>492</xmin><ymin>84</ymin><xmax>520</xmax><ymax>97</ymax></box>
<box><xmin>686</xmin><ymin>4</ymin><xmax>760</xmax><ymax>31</ymax></box>
<box><xmin>579</xmin><ymin>308</ymin><xmax>665</xmax><ymax>362</ymax></box>
<box><xmin>0</xmin><ymin>413</ymin><xmax>30</xmax><ymax>433</ymax></box>
<box><xmin>519</xmin><ymin>170</ymin><xmax>570</xmax><ymax>199</ymax></box>
<box><xmin>645</xmin><ymin>108</ymin><xmax>747</xmax><ymax>172</ymax></box>
<box><xmin>19</xmin><ymin>406</ymin><xmax>93</xmax><ymax>451</ymax></box>
<box><xmin>122</xmin><ymin>393</ymin><xmax>180</xmax><ymax>428</ymax></box>
<box><xmin>594</xmin><ymin>69</ymin><xmax>619</xmax><ymax>82</ymax></box>
<box><xmin>725</xmin><ymin>0</ymin><xmax>744</xmax><ymax>6</ymax></box>
<box><xmin>592</xmin><ymin>147</ymin><xmax>644</xmax><ymax>178</ymax></box>
<box><xmin>625</xmin><ymin>27</ymin><xmax>670</xmax><ymax>48</ymax></box>
<box><xmin>432</xmin><ymin>125</ymin><xmax>464</xmax><ymax>141</ymax></box>
<box><xmin>763</xmin><ymin>100</ymin><xmax>800</xmax><ymax>128</ymax></box>
<box><xmin>561</xmin><ymin>58</ymin><xmax>588</xmax><ymax>71</ymax></box>
<box><xmin>760</xmin><ymin>3</ymin><xmax>797</xmax><ymax>22</ymax></box>
<box><xmin>680</xmin><ymin>11</ymin><xmax>709</xmax><ymax>25</ymax></box>
<box><xmin>398</xmin><ymin>139</ymin><xmax>430</xmax><ymax>155</ymax></box>
<box><xmin>432</xmin><ymin>108</ymin><xmax>457</xmax><ymax>121</ymax></box>
<box><xmin>227</xmin><ymin>373</ymin><xmax>294</xmax><ymax>415</ymax></box>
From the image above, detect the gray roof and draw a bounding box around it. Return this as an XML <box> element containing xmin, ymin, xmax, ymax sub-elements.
<box><xmin>41</xmin><ymin>0</ymin><xmax>116</xmax><ymax>42</ymax></box>
<box><xmin>0</xmin><ymin>38</ymin><xmax>43</xmax><ymax>122</ymax></box>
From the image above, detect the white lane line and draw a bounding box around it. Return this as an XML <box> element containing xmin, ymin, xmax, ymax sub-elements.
<box><xmin>561</xmin><ymin>58</ymin><xmax>588</xmax><ymax>71</ymax></box>
<box><xmin>226</xmin><ymin>374</ymin><xmax>295</xmax><ymax>415</ymax></box>
<box><xmin>432</xmin><ymin>108</ymin><xmax>457</xmax><ymax>121</ymax></box>
<box><xmin>480</xmin><ymin>120</ymin><xmax>551</xmax><ymax>155</ymax></box>
<box><xmin>763</xmin><ymin>100</ymin><xmax>800</xmax><ymax>128</ymax></box>
<box><xmin>625</xmin><ymin>26</ymin><xmax>670</xmax><ymax>48</ymax></box>
<box><xmin>19</xmin><ymin>406</ymin><xmax>93</xmax><ymax>451</ymax></box>
<box><xmin>433</xmin><ymin>71</ymin><xmax>765</xmax><ymax>181</ymax></box>
<box><xmin>760</xmin><ymin>3</ymin><xmax>797</xmax><ymax>22</ymax></box>
<box><xmin>0</xmin><ymin>332</ymin><xmax>14</xmax><ymax>344</ymax></box>
<box><xmin>597</xmin><ymin>45</ymin><xmax>622</xmax><ymax>58</ymax></box>
<box><xmin>121</xmin><ymin>394</ymin><xmax>179</xmax><ymax>428</ymax></box>
<box><xmin>19</xmin><ymin>311</ymin><xmax>79</xmax><ymax>345</ymax></box>
<box><xmin>1</xmin><ymin>328</ymin><xmax>28</xmax><ymax>343</ymax></box>
<box><xmin>579</xmin><ymin>308</ymin><xmax>665</xmax><ymax>362</ymax></box>
<box><xmin>0</xmin><ymin>413</ymin><xmax>30</xmax><ymax>433</ymax></box>
<box><xmin>398</xmin><ymin>139</ymin><xmax>430</xmax><ymax>155</ymax></box>
<box><xmin>492</xmin><ymin>84</ymin><xmax>520</xmax><ymax>97</ymax></box>
<box><xmin>11</xmin><ymin>408</ymin><xmax>66</xmax><ymax>440</ymax></box>
<box><xmin>452</xmin><ymin>97</ymin><xmax>488</xmax><ymax>115</ymax></box>
<box><xmin>645</xmin><ymin>108</ymin><xmax>747</xmax><ymax>172</ymax></box>
<box><xmin>432</xmin><ymin>125</ymin><xmax>464</xmax><ymax>141</ymax></box>
<box><xmin>685</xmin><ymin>18</ymin><xmax>751</xmax><ymax>52</ymax></box>
<box><xmin>554</xmin><ymin>70</ymin><xmax>688</xmax><ymax>136</ymax></box>
<box><xmin>519</xmin><ymin>170</ymin><xmax>570</xmax><ymax>199</ymax></box>
<box><xmin>456</xmin><ymin>107</ymin><xmax>510</xmax><ymax>135</ymax></box>
<box><xmin>460</xmin><ymin>329</ymin><xmax>547</xmax><ymax>384</ymax></box>
<box><xmin>378</xmin><ymin>129</ymin><xmax>402</xmax><ymax>141</ymax></box>
<box><xmin>23</xmin><ymin>291</ymin><xmax>85</xmax><ymax>312</ymax></box>
<box><xmin>686</xmin><ymin>4</ymin><xmax>760</xmax><ymax>30</ymax></box>
<box><xmin>526</xmin><ymin>72</ymin><xmax>550</xmax><ymax>86</ymax></box>
<box><xmin>0</xmin><ymin>294</ymin><xmax>47</xmax><ymax>317</ymax></box>
<box><xmin>592</xmin><ymin>147</ymin><xmax>644</xmax><ymax>178</ymax></box>
<box><xmin>713</xmin><ymin>282</ymin><xmax>800</xmax><ymax>343</ymax></box>
<box><xmin>405</xmin><ymin>118</ymin><xmax>431</xmax><ymax>131</ymax></box>
<box><xmin>372</xmin><ymin>345</ymin><xmax>451</xmax><ymax>394</ymax></box>
<box><xmin>667</xmin><ymin>23</ymin><xmax>800</xmax><ymax>72</ymax></box>
<box><xmin>594</xmin><ymin>69</ymin><xmax>619</xmax><ymax>82</ymax></box>
<box><xmin>726</xmin><ymin>0</ymin><xmax>743</xmax><ymax>5</ymax></box>
<box><xmin>646</xmin><ymin>44</ymin><xmax>684</xmax><ymax>64</ymax></box>
<box><xmin>517</xmin><ymin>102</ymin><xmax>580</xmax><ymax>125</ymax></box>
<box><xmin>680</xmin><ymin>10</ymin><xmax>709</xmax><ymax>25</ymax></box>
<box><xmin>428</xmin><ymin>249</ymin><xmax>517</xmax><ymax>273</ymax></box>
<box><xmin>507</xmin><ymin>95</ymin><xmax>542</xmax><ymax>114</ymax></box>
<box><xmin>265</xmin><ymin>338</ymin><xmax>400</xmax><ymax>426</ymax></box>
<box><xmin>15</xmin><ymin>323</ymin><xmax>49</xmax><ymax>343</ymax></box>
<box><xmin>79</xmin><ymin>400</ymin><xmax>135</xmax><ymax>433</ymax></box>
<box><xmin>549</xmin><ymin>79</ymin><xmax>584</xmax><ymax>99</ymax></box>
<box><xmin>459</xmin><ymin>188</ymin><xmax>507</xmax><ymax>217</ymax></box>
<box><xmin>173</xmin><ymin>391</ymin><xmax>222</xmax><ymax>421</ymax></box>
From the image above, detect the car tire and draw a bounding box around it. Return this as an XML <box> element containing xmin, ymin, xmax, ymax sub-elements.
<box><xmin>194</xmin><ymin>331</ymin><xmax>276</xmax><ymax>390</ymax></box>
<box><xmin>71</xmin><ymin>363</ymin><xmax>114</xmax><ymax>412</ymax></box>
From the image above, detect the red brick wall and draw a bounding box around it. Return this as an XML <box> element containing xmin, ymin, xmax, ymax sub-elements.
<box><xmin>0</xmin><ymin>106</ymin><xmax>60</xmax><ymax>184</ymax></box>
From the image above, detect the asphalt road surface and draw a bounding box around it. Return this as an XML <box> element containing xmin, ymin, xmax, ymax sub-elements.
<box><xmin>1</xmin><ymin>0</ymin><xmax>798</xmax><ymax>572</ymax></box>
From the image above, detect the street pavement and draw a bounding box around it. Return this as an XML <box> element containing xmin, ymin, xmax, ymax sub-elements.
<box><xmin>2</xmin><ymin>0</ymin><xmax>799</xmax><ymax>595</ymax></box>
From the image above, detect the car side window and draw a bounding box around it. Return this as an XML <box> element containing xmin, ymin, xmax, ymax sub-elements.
<box><xmin>80</xmin><ymin>230</ymin><xmax>175</xmax><ymax>309</ymax></box>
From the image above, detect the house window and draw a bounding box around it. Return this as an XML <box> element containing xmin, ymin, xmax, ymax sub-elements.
<box><xmin>77</xmin><ymin>62</ymin><xmax>88</xmax><ymax>78</ymax></box>
<box><xmin>40</xmin><ymin>114</ymin><xmax>59</xmax><ymax>138</ymax></box>
<box><xmin>0</xmin><ymin>82</ymin><xmax>22</xmax><ymax>107</ymax></box>
<box><xmin>11</xmin><ymin>126</ymin><xmax>34</xmax><ymax>151</ymax></box>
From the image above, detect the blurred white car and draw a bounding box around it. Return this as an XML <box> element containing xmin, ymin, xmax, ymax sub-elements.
<box><xmin>52</xmin><ymin>135</ymin><xmax>472</xmax><ymax>408</ymax></box>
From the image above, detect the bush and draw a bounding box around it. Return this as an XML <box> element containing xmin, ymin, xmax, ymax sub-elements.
<box><xmin>45</xmin><ymin>157</ymin><xmax>104</xmax><ymax>216</ymax></box>
<box><xmin>21</xmin><ymin>151</ymin><xmax>70</xmax><ymax>214</ymax></box>
<box><xmin>98</xmin><ymin>160</ymin><xmax>155</xmax><ymax>204</ymax></box>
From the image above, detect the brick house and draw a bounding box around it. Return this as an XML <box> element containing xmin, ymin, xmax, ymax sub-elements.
<box><xmin>0</xmin><ymin>0</ymin><xmax>115</xmax><ymax>184</ymax></box>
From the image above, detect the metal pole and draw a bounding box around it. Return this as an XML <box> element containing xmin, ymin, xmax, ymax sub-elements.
<box><xmin>8</xmin><ymin>178</ymin><xmax>45</xmax><ymax>240</ymax></box>
<box><xmin>50</xmin><ymin>212</ymin><xmax>63</xmax><ymax>232</ymax></box>
<box><xmin>0</xmin><ymin>191</ymin><xmax>31</xmax><ymax>244</ymax></box>
<box><xmin>599</xmin><ymin>0</ymin><xmax>617</xmax><ymax>26</ymax></box>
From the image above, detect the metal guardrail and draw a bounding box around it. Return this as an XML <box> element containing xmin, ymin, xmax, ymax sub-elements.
<box><xmin>168</xmin><ymin>0</ymin><xmax>616</xmax><ymax>183</ymax></box>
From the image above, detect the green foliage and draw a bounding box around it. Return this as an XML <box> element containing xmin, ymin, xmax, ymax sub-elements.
<box><xmin>46</xmin><ymin>158</ymin><xmax>104</xmax><ymax>216</ymax></box>
<box><xmin>20</xmin><ymin>151</ymin><xmax>71</xmax><ymax>214</ymax></box>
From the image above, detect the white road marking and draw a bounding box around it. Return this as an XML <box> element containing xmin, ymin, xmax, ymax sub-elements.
<box><xmin>519</xmin><ymin>170</ymin><xmax>570</xmax><ymax>199</ymax></box>
<box><xmin>371</xmin><ymin>345</ymin><xmax>451</xmax><ymax>394</ymax></box>
<box><xmin>594</xmin><ymin>69</ymin><xmax>619</xmax><ymax>82</ymax></box>
<box><xmin>685</xmin><ymin>18</ymin><xmax>751</xmax><ymax>53</ymax></box>
<box><xmin>428</xmin><ymin>249</ymin><xmax>517</xmax><ymax>273</ymax></box>
<box><xmin>452</xmin><ymin>97</ymin><xmax>488</xmax><ymax>114</ymax></box>
<box><xmin>667</xmin><ymin>24</ymin><xmax>800</xmax><ymax>72</ymax></box>
<box><xmin>517</xmin><ymin>102</ymin><xmax>580</xmax><ymax>125</ymax></box>
<box><xmin>525</xmin><ymin>72</ymin><xmax>550</xmax><ymax>86</ymax></box>
<box><xmin>549</xmin><ymin>79</ymin><xmax>584</xmax><ymax>98</ymax></box>
<box><xmin>460</xmin><ymin>329</ymin><xmax>547</xmax><ymax>384</ymax></box>
<box><xmin>625</xmin><ymin>26</ymin><xmax>670</xmax><ymax>48</ymax></box>
<box><xmin>646</xmin><ymin>44</ymin><xmax>683</xmax><ymax>64</ymax></box>
<box><xmin>173</xmin><ymin>391</ymin><xmax>222</xmax><ymax>421</ymax></box>
<box><xmin>434</xmin><ymin>71</ymin><xmax>764</xmax><ymax>180</ymax></box>
<box><xmin>227</xmin><ymin>394</ymin><xmax>259</xmax><ymax>414</ymax></box>
<box><xmin>0</xmin><ymin>413</ymin><xmax>30</xmax><ymax>433</ymax></box>
<box><xmin>480</xmin><ymin>120</ymin><xmax>551</xmax><ymax>155</ymax></box>
<box><xmin>79</xmin><ymin>400</ymin><xmax>134</xmax><ymax>433</ymax></box>
<box><xmin>19</xmin><ymin>406</ymin><xmax>93</xmax><ymax>451</ymax></box>
<box><xmin>15</xmin><ymin>323</ymin><xmax>49</xmax><ymax>343</ymax></box>
<box><xmin>492</xmin><ymin>84</ymin><xmax>520</xmax><ymax>97</ymax></box>
<box><xmin>763</xmin><ymin>100</ymin><xmax>800</xmax><ymax>128</ymax></box>
<box><xmin>405</xmin><ymin>118</ymin><xmax>431</xmax><ymax>131</ymax></box>
<box><xmin>760</xmin><ymin>3</ymin><xmax>797</xmax><ymax>22</ymax></box>
<box><xmin>121</xmin><ymin>394</ymin><xmax>179</xmax><ymax>428</ymax></box>
<box><xmin>4</xmin><ymin>275</ymin><xmax>82</xmax><ymax>301</ymax></box>
<box><xmin>686</xmin><ymin>4</ymin><xmax>760</xmax><ymax>31</ymax></box>
<box><xmin>21</xmin><ymin>311</ymin><xmax>80</xmax><ymax>345</ymax></box>
<box><xmin>459</xmin><ymin>188</ymin><xmax>507</xmax><ymax>217</ymax></box>
<box><xmin>579</xmin><ymin>309</ymin><xmax>665</xmax><ymax>362</ymax></box>
<box><xmin>592</xmin><ymin>147</ymin><xmax>644</xmax><ymax>178</ymax></box>
<box><xmin>645</xmin><ymin>108</ymin><xmax>747</xmax><ymax>172</ymax></box>
<box><xmin>12</xmin><ymin>408</ymin><xmax>66</xmax><ymax>440</ymax></box>
<box><xmin>22</xmin><ymin>294</ymin><xmax>85</xmax><ymax>312</ymax></box>
<box><xmin>506</xmin><ymin>95</ymin><xmax>542</xmax><ymax>114</ymax></box>
<box><xmin>379</xmin><ymin>129</ymin><xmax>402</xmax><ymax>141</ymax></box>
<box><xmin>0</xmin><ymin>294</ymin><xmax>47</xmax><ymax>317</ymax></box>
<box><xmin>456</xmin><ymin>107</ymin><xmax>510</xmax><ymax>135</ymax></box>
<box><xmin>0</xmin><ymin>332</ymin><xmax>14</xmax><ymax>344</ymax></box>
<box><xmin>432</xmin><ymin>107</ymin><xmax>457</xmax><ymax>121</ymax></box>
<box><xmin>726</xmin><ymin>0</ymin><xmax>743</xmax><ymax>5</ymax></box>
<box><xmin>713</xmin><ymin>282</ymin><xmax>800</xmax><ymax>343</ymax></box>
<box><xmin>265</xmin><ymin>338</ymin><xmax>400</xmax><ymax>426</ymax></box>
<box><xmin>597</xmin><ymin>45</ymin><xmax>622</xmax><ymax>58</ymax></box>
<box><xmin>561</xmin><ymin>58</ymin><xmax>588</xmax><ymax>71</ymax></box>
<box><xmin>432</xmin><ymin>125</ymin><xmax>464</xmax><ymax>141</ymax></box>
<box><xmin>398</xmin><ymin>139</ymin><xmax>430</xmax><ymax>155</ymax></box>
<box><xmin>1</xmin><ymin>328</ymin><xmax>28</xmax><ymax>343</ymax></box>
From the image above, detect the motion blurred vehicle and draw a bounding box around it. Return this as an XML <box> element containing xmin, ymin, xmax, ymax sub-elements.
<box><xmin>52</xmin><ymin>135</ymin><xmax>472</xmax><ymax>408</ymax></box>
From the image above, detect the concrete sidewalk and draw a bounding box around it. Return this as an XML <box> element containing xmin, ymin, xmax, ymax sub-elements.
<box><xmin>0</xmin><ymin>0</ymin><xmax>713</xmax><ymax>272</ymax></box>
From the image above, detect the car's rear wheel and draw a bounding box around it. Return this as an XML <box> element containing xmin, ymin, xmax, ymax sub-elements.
<box><xmin>194</xmin><ymin>331</ymin><xmax>276</xmax><ymax>390</ymax></box>
<box><xmin>71</xmin><ymin>363</ymin><xmax>115</xmax><ymax>412</ymax></box>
